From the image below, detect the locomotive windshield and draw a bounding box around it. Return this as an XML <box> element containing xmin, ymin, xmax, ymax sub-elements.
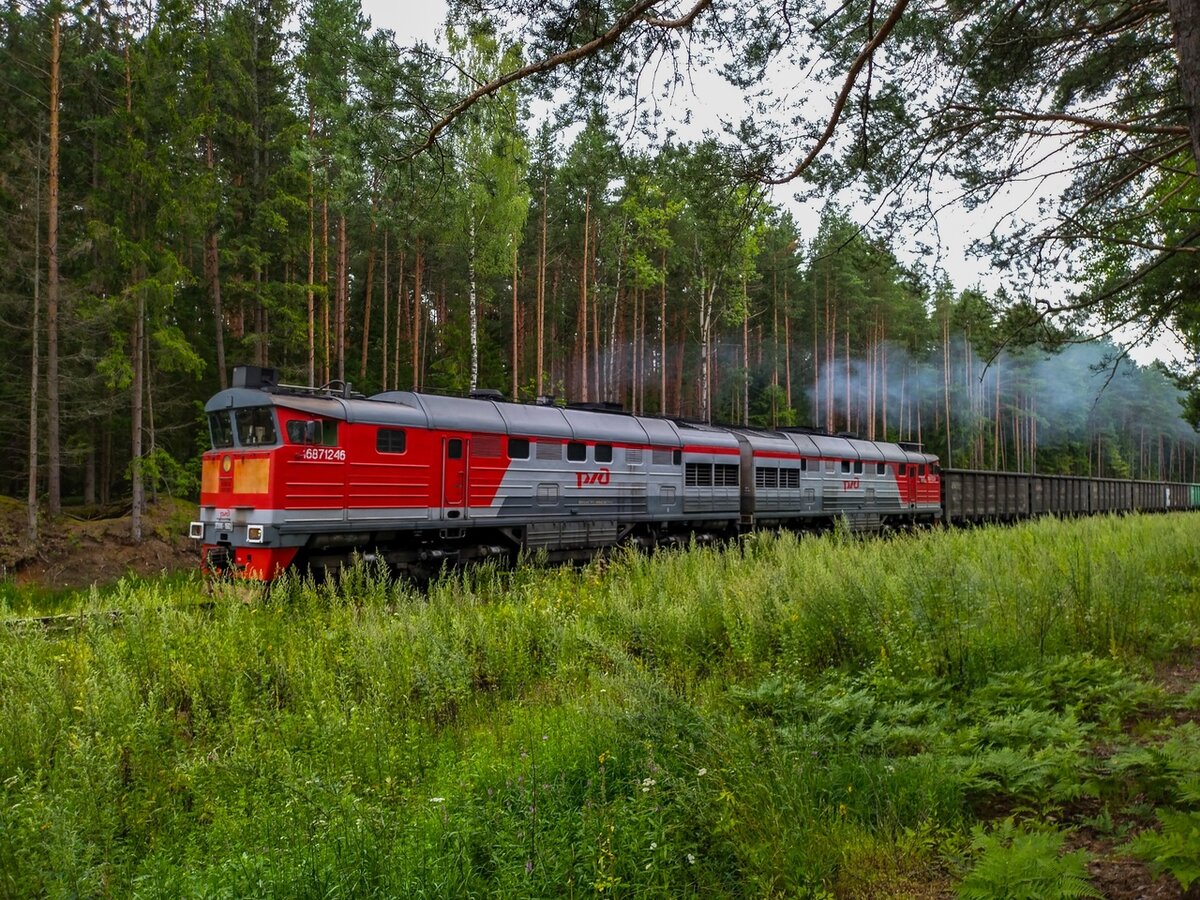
<box><xmin>208</xmin><ymin>412</ymin><xmax>234</xmax><ymax>449</ymax></box>
<box><xmin>234</xmin><ymin>407</ymin><xmax>279</xmax><ymax>447</ymax></box>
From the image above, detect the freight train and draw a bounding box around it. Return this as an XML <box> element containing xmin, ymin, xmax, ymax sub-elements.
<box><xmin>191</xmin><ymin>366</ymin><xmax>1199</xmax><ymax>580</ymax></box>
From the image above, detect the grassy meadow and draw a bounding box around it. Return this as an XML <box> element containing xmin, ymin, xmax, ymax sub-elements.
<box><xmin>2</xmin><ymin>514</ymin><xmax>1200</xmax><ymax>898</ymax></box>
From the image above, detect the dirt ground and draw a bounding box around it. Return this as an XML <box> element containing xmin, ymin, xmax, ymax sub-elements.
<box><xmin>0</xmin><ymin>495</ymin><xmax>198</xmax><ymax>591</ymax></box>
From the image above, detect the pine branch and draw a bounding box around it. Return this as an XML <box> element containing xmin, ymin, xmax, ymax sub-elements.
<box><xmin>948</xmin><ymin>104</ymin><xmax>1189</xmax><ymax>137</ymax></box>
<box><xmin>407</xmin><ymin>0</ymin><xmax>714</xmax><ymax>158</ymax></box>
<box><xmin>764</xmin><ymin>0</ymin><xmax>911</xmax><ymax>185</ymax></box>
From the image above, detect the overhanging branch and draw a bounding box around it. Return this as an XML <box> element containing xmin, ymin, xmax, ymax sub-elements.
<box><xmin>948</xmin><ymin>104</ymin><xmax>1189</xmax><ymax>137</ymax></box>
<box><xmin>407</xmin><ymin>0</ymin><xmax>714</xmax><ymax>157</ymax></box>
<box><xmin>763</xmin><ymin>0</ymin><xmax>910</xmax><ymax>185</ymax></box>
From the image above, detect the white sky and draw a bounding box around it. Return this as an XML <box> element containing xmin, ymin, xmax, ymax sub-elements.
<box><xmin>359</xmin><ymin>0</ymin><xmax>1184</xmax><ymax>367</ymax></box>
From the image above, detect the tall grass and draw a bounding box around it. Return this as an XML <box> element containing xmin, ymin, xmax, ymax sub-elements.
<box><xmin>1</xmin><ymin>514</ymin><xmax>1198</xmax><ymax>897</ymax></box>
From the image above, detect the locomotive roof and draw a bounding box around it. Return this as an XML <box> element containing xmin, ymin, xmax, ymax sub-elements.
<box><xmin>206</xmin><ymin>383</ymin><xmax>936</xmax><ymax>463</ymax></box>
<box><xmin>726</xmin><ymin>425</ymin><xmax>920</xmax><ymax>464</ymax></box>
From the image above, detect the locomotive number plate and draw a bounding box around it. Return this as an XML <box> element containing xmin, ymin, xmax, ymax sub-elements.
<box><xmin>299</xmin><ymin>448</ymin><xmax>347</xmax><ymax>462</ymax></box>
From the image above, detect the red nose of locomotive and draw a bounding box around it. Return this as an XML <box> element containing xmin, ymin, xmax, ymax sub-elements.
<box><xmin>192</xmin><ymin>367</ymin><xmax>300</xmax><ymax>580</ymax></box>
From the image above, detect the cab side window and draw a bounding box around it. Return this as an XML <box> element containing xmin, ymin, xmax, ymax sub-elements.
<box><xmin>286</xmin><ymin>420</ymin><xmax>304</xmax><ymax>443</ymax></box>
<box><xmin>377</xmin><ymin>428</ymin><xmax>406</xmax><ymax>454</ymax></box>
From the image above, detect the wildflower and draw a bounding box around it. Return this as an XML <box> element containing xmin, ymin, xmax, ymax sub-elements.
<box><xmin>687</xmin><ymin>853</ymin><xmax>696</xmax><ymax>865</ymax></box>
<box><xmin>641</xmin><ymin>777</ymin><xmax>656</xmax><ymax>792</ymax></box>
<box><xmin>429</xmin><ymin>797</ymin><xmax>445</xmax><ymax>804</ymax></box>
<box><xmin>525</xmin><ymin>859</ymin><xmax>533</xmax><ymax>874</ymax></box>
<box><xmin>650</xmin><ymin>842</ymin><xmax>657</xmax><ymax>850</ymax></box>
<box><xmin>696</xmin><ymin>767</ymin><xmax>707</xmax><ymax>777</ymax></box>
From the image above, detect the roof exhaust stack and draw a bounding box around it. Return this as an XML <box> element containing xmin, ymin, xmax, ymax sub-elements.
<box><xmin>232</xmin><ymin>365</ymin><xmax>278</xmax><ymax>391</ymax></box>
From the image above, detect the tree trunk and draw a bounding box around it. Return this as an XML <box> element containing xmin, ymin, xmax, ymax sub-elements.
<box><xmin>880</xmin><ymin>326</ymin><xmax>888</xmax><ymax>439</ymax></box>
<box><xmin>742</xmin><ymin>277</ymin><xmax>750</xmax><ymax>426</ymax></box>
<box><xmin>206</xmin><ymin>202</ymin><xmax>226</xmax><ymax>388</ymax></box>
<box><xmin>337</xmin><ymin>212</ymin><xmax>347</xmax><ymax>383</ymax></box>
<box><xmin>512</xmin><ymin>240</ymin><xmax>519</xmax><ymax>399</ymax></box>
<box><xmin>812</xmin><ymin>278</ymin><xmax>819</xmax><ymax>426</ymax></box>
<box><xmin>580</xmin><ymin>191</ymin><xmax>590</xmax><ymax>403</ymax></box>
<box><xmin>131</xmin><ymin>283</ymin><xmax>145</xmax><ymax>543</ymax></box>
<box><xmin>942</xmin><ymin>311</ymin><xmax>952</xmax><ymax>464</ymax></box>
<box><xmin>660</xmin><ymin>248</ymin><xmax>667</xmax><ymax>414</ymax></box>
<box><xmin>46</xmin><ymin>10</ymin><xmax>61</xmax><ymax>516</ymax></box>
<box><xmin>28</xmin><ymin>126</ymin><xmax>42</xmax><ymax>543</ymax></box>
<box><xmin>254</xmin><ymin>266</ymin><xmax>266</xmax><ymax>366</ymax></box>
<box><xmin>592</xmin><ymin>222</ymin><xmax>601</xmax><ymax>402</ymax></box>
<box><xmin>393</xmin><ymin>249</ymin><xmax>404</xmax><ymax>391</ymax></box>
<box><xmin>1168</xmin><ymin>0</ymin><xmax>1200</xmax><ymax>172</ymax></box>
<box><xmin>771</xmin><ymin>265</ymin><xmax>779</xmax><ymax>427</ymax></box>
<box><xmin>699</xmin><ymin>278</ymin><xmax>715</xmax><ymax>423</ymax></box>
<box><xmin>381</xmin><ymin>230</ymin><xmax>389</xmax><ymax>390</ymax></box>
<box><xmin>306</xmin><ymin>108</ymin><xmax>315</xmax><ymax>386</ymax></box>
<box><xmin>84</xmin><ymin>447</ymin><xmax>95</xmax><ymax>507</ymax></box>
<box><xmin>627</xmin><ymin>287</ymin><xmax>637</xmax><ymax>413</ymax></box>
<box><xmin>412</xmin><ymin>243</ymin><xmax>423</xmax><ymax>390</ymax></box>
<box><xmin>468</xmin><ymin>209</ymin><xmax>479</xmax><ymax>392</ymax></box>
<box><xmin>537</xmin><ymin>176</ymin><xmax>547</xmax><ymax>397</ymax></box>
<box><xmin>608</xmin><ymin>229</ymin><xmax>624</xmax><ymax>404</ymax></box>
<box><xmin>359</xmin><ymin>208</ymin><xmax>377</xmax><ymax>381</ymax></box>
<box><xmin>844</xmin><ymin>313</ymin><xmax>851</xmax><ymax>434</ymax></box>
<box><xmin>321</xmin><ymin>196</ymin><xmax>330</xmax><ymax>385</ymax></box>
<box><xmin>146</xmin><ymin>330</ymin><xmax>157</xmax><ymax>502</ymax></box>
<box><xmin>672</xmin><ymin>304</ymin><xmax>686</xmax><ymax>416</ymax></box>
<box><xmin>550</xmin><ymin>264</ymin><xmax>560</xmax><ymax>394</ymax></box>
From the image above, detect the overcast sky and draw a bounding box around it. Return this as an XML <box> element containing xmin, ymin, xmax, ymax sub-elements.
<box><xmin>356</xmin><ymin>0</ymin><xmax>1182</xmax><ymax>366</ymax></box>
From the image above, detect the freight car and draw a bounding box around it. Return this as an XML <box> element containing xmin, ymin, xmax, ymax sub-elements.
<box><xmin>191</xmin><ymin>366</ymin><xmax>941</xmax><ymax>579</ymax></box>
<box><xmin>941</xmin><ymin>469</ymin><xmax>1196</xmax><ymax>522</ymax></box>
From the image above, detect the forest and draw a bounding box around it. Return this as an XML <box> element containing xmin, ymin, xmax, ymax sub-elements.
<box><xmin>3</xmin><ymin>0</ymin><xmax>1200</xmax><ymax>541</ymax></box>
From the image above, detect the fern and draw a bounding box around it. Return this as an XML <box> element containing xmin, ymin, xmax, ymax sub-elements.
<box><xmin>1121</xmin><ymin>809</ymin><xmax>1200</xmax><ymax>890</ymax></box>
<box><xmin>957</xmin><ymin>820</ymin><xmax>1100</xmax><ymax>900</ymax></box>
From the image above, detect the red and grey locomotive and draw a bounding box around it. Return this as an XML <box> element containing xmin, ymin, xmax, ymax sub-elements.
<box><xmin>191</xmin><ymin>366</ymin><xmax>942</xmax><ymax>580</ymax></box>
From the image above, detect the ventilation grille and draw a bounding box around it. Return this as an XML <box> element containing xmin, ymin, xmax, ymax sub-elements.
<box><xmin>473</xmin><ymin>435</ymin><xmax>502</xmax><ymax>458</ymax></box>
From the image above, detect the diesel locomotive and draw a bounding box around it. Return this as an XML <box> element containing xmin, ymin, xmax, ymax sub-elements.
<box><xmin>192</xmin><ymin>366</ymin><xmax>1199</xmax><ymax>580</ymax></box>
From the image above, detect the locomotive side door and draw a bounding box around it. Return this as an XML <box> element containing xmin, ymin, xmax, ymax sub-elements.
<box><xmin>442</xmin><ymin>436</ymin><xmax>469</xmax><ymax>520</ymax></box>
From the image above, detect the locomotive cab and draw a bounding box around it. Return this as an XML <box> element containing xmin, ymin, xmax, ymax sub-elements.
<box><xmin>193</xmin><ymin>367</ymin><xmax>352</xmax><ymax>579</ymax></box>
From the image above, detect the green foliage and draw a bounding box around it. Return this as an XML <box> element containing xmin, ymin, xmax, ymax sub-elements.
<box><xmin>1100</xmin><ymin>723</ymin><xmax>1200</xmax><ymax>806</ymax></box>
<box><xmin>1121</xmin><ymin>809</ymin><xmax>1200</xmax><ymax>891</ymax></box>
<box><xmin>957</xmin><ymin>820</ymin><xmax>1100</xmax><ymax>899</ymax></box>
<box><xmin>141</xmin><ymin>446</ymin><xmax>200</xmax><ymax>499</ymax></box>
<box><xmin>1</xmin><ymin>516</ymin><xmax>1198</xmax><ymax>894</ymax></box>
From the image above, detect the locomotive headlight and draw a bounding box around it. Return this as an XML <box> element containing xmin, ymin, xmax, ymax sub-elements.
<box><xmin>246</xmin><ymin>524</ymin><xmax>266</xmax><ymax>544</ymax></box>
<box><xmin>189</xmin><ymin>521</ymin><xmax>205</xmax><ymax>540</ymax></box>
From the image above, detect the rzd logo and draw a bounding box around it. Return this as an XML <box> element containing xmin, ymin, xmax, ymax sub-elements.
<box><xmin>576</xmin><ymin>468</ymin><xmax>611</xmax><ymax>488</ymax></box>
<box><xmin>842</xmin><ymin>478</ymin><xmax>861</xmax><ymax>490</ymax></box>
